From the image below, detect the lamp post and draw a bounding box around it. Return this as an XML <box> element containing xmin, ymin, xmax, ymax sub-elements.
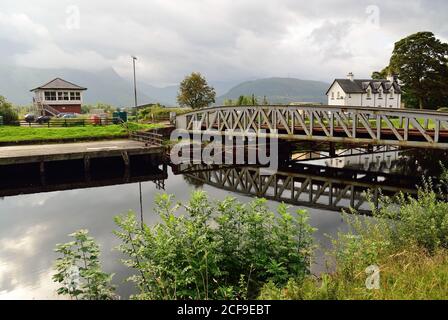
<box><xmin>132</xmin><ymin>56</ymin><xmax>138</xmax><ymax>109</ymax></box>
<box><xmin>132</xmin><ymin>56</ymin><xmax>143</xmax><ymax>227</ymax></box>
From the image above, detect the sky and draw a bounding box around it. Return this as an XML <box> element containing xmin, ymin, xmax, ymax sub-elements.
<box><xmin>0</xmin><ymin>0</ymin><xmax>447</xmax><ymax>86</ymax></box>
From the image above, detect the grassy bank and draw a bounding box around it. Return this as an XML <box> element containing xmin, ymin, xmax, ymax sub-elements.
<box><xmin>260</xmin><ymin>185</ymin><xmax>448</xmax><ymax>300</ymax></box>
<box><xmin>0</xmin><ymin>123</ymin><xmax>163</xmax><ymax>143</ymax></box>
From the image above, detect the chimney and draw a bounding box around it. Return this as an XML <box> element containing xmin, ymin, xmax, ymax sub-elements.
<box><xmin>387</xmin><ymin>74</ymin><xmax>399</xmax><ymax>83</ymax></box>
<box><xmin>347</xmin><ymin>72</ymin><xmax>354</xmax><ymax>81</ymax></box>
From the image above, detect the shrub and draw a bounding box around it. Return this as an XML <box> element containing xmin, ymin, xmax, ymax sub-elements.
<box><xmin>53</xmin><ymin>230</ymin><xmax>116</xmax><ymax>300</ymax></box>
<box><xmin>113</xmin><ymin>191</ymin><xmax>315</xmax><ymax>300</ymax></box>
<box><xmin>0</xmin><ymin>95</ymin><xmax>18</xmax><ymax>124</ymax></box>
<box><xmin>373</xmin><ymin>182</ymin><xmax>448</xmax><ymax>252</ymax></box>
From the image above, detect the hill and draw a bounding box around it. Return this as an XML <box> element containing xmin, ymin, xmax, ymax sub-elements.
<box><xmin>216</xmin><ymin>77</ymin><xmax>329</xmax><ymax>105</ymax></box>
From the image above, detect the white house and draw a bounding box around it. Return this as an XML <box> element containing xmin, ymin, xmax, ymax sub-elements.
<box><xmin>326</xmin><ymin>73</ymin><xmax>401</xmax><ymax>108</ymax></box>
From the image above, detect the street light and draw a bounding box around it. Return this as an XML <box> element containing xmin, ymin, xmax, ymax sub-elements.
<box><xmin>131</xmin><ymin>56</ymin><xmax>143</xmax><ymax>227</ymax></box>
<box><xmin>131</xmin><ymin>56</ymin><xmax>138</xmax><ymax>109</ymax></box>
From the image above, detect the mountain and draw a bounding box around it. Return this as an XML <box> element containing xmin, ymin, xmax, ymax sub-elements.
<box><xmin>137</xmin><ymin>80</ymin><xmax>237</xmax><ymax>106</ymax></box>
<box><xmin>216</xmin><ymin>77</ymin><xmax>329</xmax><ymax>105</ymax></box>
<box><xmin>0</xmin><ymin>65</ymin><xmax>239</xmax><ymax>107</ymax></box>
<box><xmin>0</xmin><ymin>65</ymin><xmax>157</xmax><ymax>106</ymax></box>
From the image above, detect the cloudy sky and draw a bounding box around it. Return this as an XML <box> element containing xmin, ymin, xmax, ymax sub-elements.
<box><xmin>0</xmin><ymin>0</ymin><xmax>447</xmax><ymax>86</ymax></box>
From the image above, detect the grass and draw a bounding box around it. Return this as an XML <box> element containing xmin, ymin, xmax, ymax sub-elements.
<box><xmin>259</xmin><ymin>182</ymin><xmax>448</xmax><ymax>300</ymax></box>
<box><xmin>259</xmin><ymin>247</ymin><xmax>448</xmax><ymax>300</ymax></box>
<box><xmin>0</xmin><ymin>123</ymin><xmax>163</xmax><ymax>143</ymax></box>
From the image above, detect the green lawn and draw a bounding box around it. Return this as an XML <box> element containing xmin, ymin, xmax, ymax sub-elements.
<box><xmin>0</xmin><ymin>123</ymin><xmax>163</xmax><ymax>143</ymax></box>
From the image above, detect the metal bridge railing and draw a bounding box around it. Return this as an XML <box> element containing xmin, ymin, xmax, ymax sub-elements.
<box><xmin>176</xmin><ymin>105</ymin><xmax>448</xmax><ymax>149</ymax></box>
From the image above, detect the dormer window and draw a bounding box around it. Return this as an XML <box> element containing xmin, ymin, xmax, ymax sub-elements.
<box><xmin>366</xmin><ymin>88</ymin><xmax>372</xmax><ymax>99</ymax></box>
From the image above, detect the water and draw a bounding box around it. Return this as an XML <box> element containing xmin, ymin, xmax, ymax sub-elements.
<box><xmin>0</xmin><ymin>148</ymin><xmax>446</xmax><ymax>299</ymax></box>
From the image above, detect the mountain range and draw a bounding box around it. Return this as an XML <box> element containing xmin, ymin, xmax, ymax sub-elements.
<box><xmin>0</xmin><ymin>65</ymin><xmax>329</xmax><ymax>107</ymax></box>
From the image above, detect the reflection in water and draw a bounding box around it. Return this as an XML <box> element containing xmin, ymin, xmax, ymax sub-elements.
<box><xmin>0</xmin><ymin>148</ymin><xmax>447</xmax><ymax>299</ymax></box>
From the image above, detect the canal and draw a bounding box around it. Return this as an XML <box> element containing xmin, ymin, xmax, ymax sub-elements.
<box><xmin>0</xmin><ymin>148</ymin><xmax>446</xmax><ymax>299</ymax></box>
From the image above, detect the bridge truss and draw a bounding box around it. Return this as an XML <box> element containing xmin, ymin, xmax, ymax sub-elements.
<box><xmin>176</xmin><ymin>105</ymin><xmax>448</xmax><ymax>149</ymax></box>
<box><xmin>175</xmin><ymin>163</ymin><xmax>417</xmax><ymax>214</ymax></box>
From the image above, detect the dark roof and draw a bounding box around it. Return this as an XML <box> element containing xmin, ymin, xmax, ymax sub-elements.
<box><xmin>30</xmin><ymin>78</ymin><xmax>87</xmax><ymax>91</ymax></box>
<box><xmin>326</xmin><ymin>79</ymin><xmax>401</xmax><ymax>95</ymax></box>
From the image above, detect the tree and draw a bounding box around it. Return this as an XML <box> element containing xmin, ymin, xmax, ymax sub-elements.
<box><xmin>177</xmin><ymin>72</ymin><xmax>216</xmax><ymax>109</ymax></box>
<box><xmin>387</xmin><ymin>32</ymin><xmax>448</xmax><ymax>109</ymax></box>
<box><xmin>0</xmin><ymin>95</ymin><xmax>18</xmax><ymax>124</ymax></box>
<box><xmin>371</xmin><ymin>67</ymin><xmax>390</xmax><ymax>80</ymax></box>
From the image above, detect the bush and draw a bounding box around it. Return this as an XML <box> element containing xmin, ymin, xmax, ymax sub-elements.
<box><xmin>138</xmin><ymin>104</ymin><xmax>191</xmax><ymax>122</ymax></box>
<box><xmin>373</xmin><ymin>182</ymin><xmax>448</xmax><ymax>252</ymax></box>
<box><xmin>114</xmin><ymin>192</ymin><xmax>315</xmax><ymax>299</ymax></box>
<box><xmin>0</xmin><ymin>95</ymin><xmax>18</xmax><ymax>124</ymax></box>
<box><xmin>53</xmin><ymin>230</ymin><xmax>116</xmax><ymax>300</ymax></box>
<box><xmin>54</xmin><ymin>192</ymin><xmax>315</xmax><ymax>300</ymax></box>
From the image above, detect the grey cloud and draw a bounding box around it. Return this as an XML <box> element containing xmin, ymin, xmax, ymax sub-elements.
<box><xmin>0</xmin><ymin>0</ymin><xmax>447</xmax><ymax>86</ymax></box>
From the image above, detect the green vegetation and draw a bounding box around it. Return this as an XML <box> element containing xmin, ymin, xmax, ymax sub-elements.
<box><xmin>224</xmin><ymin>95</ymin><xmax>269</xmax><ymax>106</ymax></box>
<box><xmin>53</xmin><ymin>180</ymin><xmax>448</xmax><ymax>300</ymax></box>
<box><xmin>260</xmin><ymin>182</ymin><xmax>448</xmax><ymax>300</ymax></box>
<box><xmin>177</xmin><ymin>72</ymin><xmax>216</xmax><ymax>109</ymax></box>
<box><xmin>374</xmin><ymin>32</ymin><xmax>448</xmax><ymax>110</ymax></box>
<box><xmin>54</xmin><ymin>192</ymin><xmax>315</xmax><ymax>300</ymax></box>
<box><xmin>81</xmin><ymin>102</ymin><xmax>118</xmax><ymax>114</ymax></box>
<box><xmin>0</xmin><ymin>95</ymin><xmax>18</xmax><ymax>124</ymax></box>
<box><xmin>137</xmin><ymin>103</ymin><xmax>190</xmax><ymax>122</ymax></box>
<box><xmin>53</xmin><ymin>230</ymin><xmax>116</xmax><ymax>300</ymax></box>
<box><xmin>0</xmin><ymin>123</ymin><xmax>162</xmax><ymax>143</ymax></box>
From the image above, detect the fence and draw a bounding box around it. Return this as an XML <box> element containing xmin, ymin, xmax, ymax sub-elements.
<box><xmin>14</xmin><ymin>118</ymin><xmax>120</xmax><ymax>128</ymax></box>
<box><xmin>130</xmin><ymin>131</ymin><xmax>164</xmax><ymax>147</ymax></box>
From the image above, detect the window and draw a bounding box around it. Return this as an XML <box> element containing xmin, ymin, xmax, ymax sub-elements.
<box><xmin>378</xmin><ymin>89</ymin><xmax>383</xmax><ymax>99</ymax></box>
<box><xmin>366</xmin><ymin>88</ymin><xmax>372</xmax><ymax>99</ymax></box>
<box><xmin>337</xmin><ymin>91</ymin><xmax>340</xmax><ymax>99</ymax></box>
<box><xmin>389</xmin><ymin>88</ymin><xmax>394</xmax><ymax>99</ymax></box>
<box><xmin>58</xmin><ymin>92</ymin><xmax>63</xmax><ymax>100</ymax></box>
<box><xmin>44</xmin><ymin>91</ymin><xmax>56</xmax><ymax>101</ymax></box>
<box><xmin>331</xmin><ymin>92</ymin><xmax>335</xmax><ymax>100</ymax></box>
<box><xmin>348</xmin><ymin>94</ymin><xmax>351</xmax><ymax>98</ymax></box>
<box><xmin>63</xmin><ymin>92</ymin><xmax>69</xmax><ymax>100</ymax></box>
<box><xmin>70</xmin><ymin>92</ymin><xmax>81</xmax><ymax>101</ymax></box>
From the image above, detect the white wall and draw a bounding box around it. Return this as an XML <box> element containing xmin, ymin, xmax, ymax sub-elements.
<box><xmin>327</xmin><ymin>82</ymin><xmax>346</xmax><ymax>106</ymax></box>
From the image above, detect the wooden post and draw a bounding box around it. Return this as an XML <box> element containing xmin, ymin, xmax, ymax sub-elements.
<box><xmin>84</xmin><ymin>156</ymin><xmax>91</xmax><ymax>182</ymax></box>
<box><xmin>122</xmin><ymin>152</ymin><xmax>130</xmax><ymax>182</ymax></box>
<box><xmin>39</xmin><ymin>161</ymin><xmax>46</xmax><ymax>185</ymax></box>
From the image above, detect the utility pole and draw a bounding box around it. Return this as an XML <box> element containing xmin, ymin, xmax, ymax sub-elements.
<box><xmin>132</xmin><ymin>56</ymin><xmax>143</xmax><ymax>228</ymax></box>
<box><xmin>132</xmin><ymin>56</ymin><xmax>138</xmax><ymax>109</ymax></box>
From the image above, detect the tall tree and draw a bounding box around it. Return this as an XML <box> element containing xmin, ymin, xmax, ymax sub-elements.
<box><xmin>177</xmin><ymin>72</ymin><xmax>216</xmax><ymax>109</ymax></box>
<box><xmin>388</xmin><ymin>32</ymin><xmax>448</xmax><ymax>109</ymax></box>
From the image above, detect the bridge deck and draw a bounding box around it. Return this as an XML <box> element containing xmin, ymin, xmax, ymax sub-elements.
<box><xmin>0</xmin><ymin>139</ymin><xmax>164</xmax><ymax>165</ymax></box>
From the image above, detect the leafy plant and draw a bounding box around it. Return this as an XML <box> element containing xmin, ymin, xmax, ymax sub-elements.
<box><xmin>53</xmin><ymin>230</ymin><xmax>116</xmax><ymax>300</ymax></box>
<box><xmin>114</xmin><ymin>191</ymin><xmax>315</xmax><ymax>299</ymax></box>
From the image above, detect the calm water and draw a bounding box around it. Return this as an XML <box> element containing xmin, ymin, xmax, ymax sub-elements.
<box><xmin>0</xmin><ymin>148</ymin><xmax>445</xmax><ymax>299</ymax></box>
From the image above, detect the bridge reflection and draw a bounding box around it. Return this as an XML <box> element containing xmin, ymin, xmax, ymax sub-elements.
<box><xmin>174</xmin><ymin>162</ymin><xmax>418</xmax><ymax>214</ymax></box>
